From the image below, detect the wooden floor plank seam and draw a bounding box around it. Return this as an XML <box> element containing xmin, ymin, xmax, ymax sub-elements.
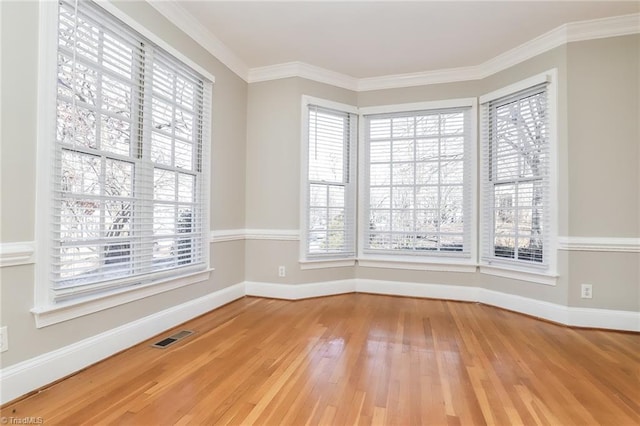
<box><xmin>1</xmin><ymin>294</ymin><xmax>638</xmax><ymax>425</ymax></box>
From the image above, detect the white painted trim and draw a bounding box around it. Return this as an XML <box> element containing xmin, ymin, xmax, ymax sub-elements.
<box><xmin>566</xmin><ymin>12</ymin><xmax>640</xmax><ymax>43</ymax></box>
<box><xmin>99</xmin><ymin>1</ymin><xmax>215</xmax><ymax>83</ymax></box>
<box><xmin>4</xmin><ymin>279</ymin><xmax>637</xmax><ymax>404</ymax></box>
<box><xmin>245</xmin><ymin>13</ymin><xmax>639</xmax><ymax>91</ymax></box>
<box><xmin>301</xmin><ymin>95</ymin><xmax>359</xmax><ymax>114</ymax></box>
<box><xmin>0</xmin><ymin>283</ymin><xmax>245</xmax><ymax>405</ymax></box>
<box><xmin>479</xmin><ymin>68</ymin><xmax>559</xmax><ymax>282</ymax></box>
<box><xmin>358</xmin><ymin>259</ymin><xmax>477</xmax><ymax>273</ymax></box>
<box><xmin>210</xmin><ymin>229</ymin><xmax>246</xmax><ymax>243</ymax></box>
<box><xmin>357</xmin><ymin>279</ymin><xmax>480</xmax><ymax>302</ymax></box>
<box><xmin>31</xmin><ymin>269</ymin><xmax>214</xmax><ymax>328</ymax></box>
<box><xmin>245</xmin><ymin>279</ymin><xmax>356</xmax><ymax>300</ymax></box>
<box><xmin>146</xmin><ymin>1</ymin><xmax>245</xmax><ymax>81</ymax></box>
<box><xmin>479</xmin><ymin>72</ymin><xmax>551</xmax><ymax>104</ymax></box>
<box><xmin>567</xmin><ymin>306</ymin><xmax>640</xmax><ymax>331</ymax></box>
<box><xmin>35</xmin><ymin>0</ymin><xmax>60</xmax><ymax>308</ymax></box>
<box><xmin>245</xmin><ymin>229</ymin><xmax>300</xmax><ymax>241</ymax></box>
<box><xmin>209</xmin><ymin>229</ymin><xmax>300</xmax><ymax>243</ymax></box>
<box><xmin>244</xmin><ymin>280</ymin><xmax>640</xmax><ymax>332</ymax></box>
<box><xmin>250</xmin><ymin>62</ymin><xmax>358</xmax><ymax>91</ymax></box>
<box><xmin>359</xmin><ymin>98</ymin><xmax>476</xmax><ymax>115</ymax></box>
<box><xmin>478</xmin><ymin>288</ymin><xmax>568</xmax><ymax>324</ymax></box>
<box><xmin>0</xmin><ymin>242</ymin><xmax>36</xmax><ymax>268</ymax></box>
<box><xmin>357</xmin><ymin>65</ymin><xmax>484</xmax><ymax>92</ymax></box>
<box><xmin>139</xmin><ymin>4</ymin><xmax>638</xmax><ymax>91</ymax></box>
<box><xmin>558</xmin><ymin>237</ymin><xmax>640</xmax><ymax>253</ymax></box>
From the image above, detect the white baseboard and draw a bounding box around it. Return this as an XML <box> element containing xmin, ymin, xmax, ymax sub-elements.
<box><xmin>2</xmin><ymin>279</ymin><xmax>638</xmax><ymax>405</ymax></box>
<box><xmin>567</xmin><ymin>306</ymin><xmax>640</xmax><ymax>331</ymax></box>
<box><xmin>245</xmin><ymin>279</ymin><xmax>355</xmax><ymax>300</ymax></box>
<box><xmin>0</xmin><ymin>283</ymin><xmax>245</xmax><ymax>405</ymax></box>
<box><xmin>243</xmin><ymin>279</ymin><xmax>640</xmax><ymax>332</ymax></box>
<box><xmin>356</xmin><ymin>278</ymin><xmax>480</xmax><ymax>302</ymax></box>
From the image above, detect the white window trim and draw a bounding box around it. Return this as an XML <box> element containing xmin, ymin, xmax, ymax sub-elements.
<box><xmin>357</xmin><ymin>98</ymin><xmax>478</xmax><ymax>270</ymax></box>
<box><xmin>34</xmin><ymin>0</ymin><xmax>214</xmax><ymax>326</ymax></box>
<box><xmin>479</xmin><ymin>69</ymin><xmax>559</xmax><ymax>284</ymax></box>
<box><xmin>299</xmin><ymin>95</ymin><xmax>358</xmax><ymax>265</ymax></box>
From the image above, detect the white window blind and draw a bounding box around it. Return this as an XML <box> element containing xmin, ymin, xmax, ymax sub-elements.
<box><xmin>304</xmin><ymin>104</ymin><xmax>356</xmax><ymax>258</ymax></box>
<box><xmin>481</xmin><ymin>83</ymin><xmax>550</xmax><ymax>266</ymax></box>
<box><xmin>52</xmin><ymin>0</ymin><xmax>211</xmax><ymax>301</ymax></box>
<box><xmin>363</xmin><ymin>108</ymin><xmax>473</xmax><ymax>256</ymax></box>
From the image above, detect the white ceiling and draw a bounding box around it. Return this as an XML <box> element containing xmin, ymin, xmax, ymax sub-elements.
<box><xmin>171</xmin><ymin>1</ymin><xmax>639</xmax><ymax>79</ymax></box>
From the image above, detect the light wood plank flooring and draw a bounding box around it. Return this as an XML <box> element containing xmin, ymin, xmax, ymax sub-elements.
<box><xmin>2</xmin><ymin>294</ymin><xmax>639</xmax><ymax>425</ymax></box>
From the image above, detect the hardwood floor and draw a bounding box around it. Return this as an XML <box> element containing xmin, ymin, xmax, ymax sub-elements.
<box><xmin>2</xmin><ymin>294</ymin><xmax>639</xmax><ymax>425</ymax></box>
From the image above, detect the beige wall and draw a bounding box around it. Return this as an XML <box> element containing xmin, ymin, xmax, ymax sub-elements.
<box><xmin>0</xmin><ymin>0</ymin><xmax>637</xmax><ymax>372</ymax></box>
<box><xmin>246</xmin><ymin>78</ymin><xmax>357</xmax><ymax>230</ymax></box>
<box><xmin>0</xmin><ymin>1</ymin><xmax>247</xmax><ymax>367</ymax></box>
<box><xmin>567</xmin><ymin>36</ymin><xmax>639</xmax><ymax>238</ymax></box>
<box><xmin>245</xmin><ymin>78</ymin><xmax>357</xmax><ymax>283</ymax></box>
<box><xmin>565</xmin><ymin>35</ymin><xmax>639</xmax><ymax>309</ymax></box>
<box><xmin>244</xmin><ymin>37</ymin><xmax>639</xmax><ymax>311</ymax></box>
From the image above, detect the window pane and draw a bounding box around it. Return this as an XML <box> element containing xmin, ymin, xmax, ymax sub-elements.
<box><xmin>61</xmin><ymin>151</ymin><xmax>101</xmax><ymax>195</ymax></box>
<box><xmin>175</xmin><ymin>140</ymin><xmax>193</xmax><ymax>170</ymax></box>
<box><xmin>369</xmin><ymin>210</ymin><xmax>391</xmax><ymax>232</ymax></box>
<box><xmin>154</xmin><ymin>204</ymin><xmax>175</xmax><ymax>236</ymax></box>
<box><xmin>370</xmin><ymin>187</ymin><xmax>391</xmax><ymax>209</ymax></box>
<box><xmin>105</xmin><ymin>159</ymin><xmax>133</xmax><ymax>197</ymax></box>
<box><xmin>51</xmin><ymin>0</ymin><xmax>209</xmax><ymax>298</ymax></box>
<box><xmin>101</xmin><ymin>115</ymin><xmax>130</xmax><ymax>156</ymax></box>
<box><xmin>487</xmin><ymin>86</ymin><xmax>548</xmax><ymax>265</ymax></box>
<box><xmin>178</xmin><ymin>173</ymin><xmax>195</xmax><ymax>203</ymax></box>
<box><xmin>57</xmin><ymin>101</ymin><xmax>97</xmax><ymax>148</ymax></box>
<box><xmin>366</xmin><ymin>109</ymin><xmax>469</xmax><ymax>254</ymax></box>
<box><xmin>151</xmin><ymin>132</ymin><xmax>172</xmax><ymax>165</ymax></box>
<box><xmin>154</xmin><ymin>169</ymin><xmax>176</xmax><ymax>201</ymax></box>
<box><xmin>369</xmin><ymin>140</ymin><xmax>391</xmax><ymax>163</ymax></box>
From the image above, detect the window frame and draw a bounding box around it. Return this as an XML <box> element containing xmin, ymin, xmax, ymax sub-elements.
<box><xmin>358</xmin><ymin>99</ymin><xmax>478</xmax><ymax>272</ymax></box>
<box><xmin>33</xmin><ymin>0</ymin><xmax>214</xmax><ymax>327</ymax></box>
<box><xmin>299</xmin><ymin>96</ymin><xmax>358</xmax><ymax>269</ymax></box>
<box><xmin>479</xmin><ymin>70</ymin><xmax>558</xmax><ymax>285</ymax></box>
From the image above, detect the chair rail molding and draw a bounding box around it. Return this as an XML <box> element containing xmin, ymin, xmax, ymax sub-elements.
<box><xmin>557</xmin><ymin>237</ymin><xmax>640</xmax><ymax>253</ymax></box>
<box><xmin>0</xmin><ymin>241</ymin><xmax>36</xmax><ymax>267</ymax></box>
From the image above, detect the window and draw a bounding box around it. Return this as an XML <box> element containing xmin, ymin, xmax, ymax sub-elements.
<box><xmin>42</xmin><ymin>0</ymin><xmax>212</xmax><ymax>304</ymax></box>
<box><xmin>361</xmin><ymin>101</ymin><xmax>475</xmax><ymax>262</ymax></box>
<box><xmin>480</xmin><ymin>71</ymin><xmax>556</xmax><ymax>275</ymax></box>
<box><xmin>301</xmin><ymin>97</ymin><xmax>357</xmax><ymax>262</ymax></box>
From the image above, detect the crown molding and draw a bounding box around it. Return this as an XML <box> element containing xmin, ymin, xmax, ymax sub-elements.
<box><xmin>147</xmin><ymin>3</ymin><xmax>638</xmax><ymax>91</ymax></box>
<box><xmin>147</xmin><ymin>1</ymin><xmax>249</xmax><ymax>81</ymax></box>
<box><xmin>247</xmin><ymin>12</ymin><xmax>639</xmax><ymax>92</ymax></box>
<box><xmin>566</xmin><ymin>12</ymin><xmax>640</xmax><ymax>43</ymax></box>
<box><xmin>356</xmin><ymin>65</ymin><xmax>485</xmax><ymax>92</ymax></box>
<box><xmin>248</xmin><ymin>62</ymin><xmax>359</xmax><ymax>91</ymax></box>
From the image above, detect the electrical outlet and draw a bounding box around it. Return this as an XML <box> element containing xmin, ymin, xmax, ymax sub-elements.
<box><xmin>278</xmin><ymin>266</ymin><xmax>286</xmax><ymax>277</ymax></box>
<box><xmin>0</xmin><ymin>326</ymin><xmax>8</xmax><ymax>353</ymax></box>
<box><xmin>581</xmin><ymin>284</ymin><xmax>593</xmax><ymax>299</ymax></box>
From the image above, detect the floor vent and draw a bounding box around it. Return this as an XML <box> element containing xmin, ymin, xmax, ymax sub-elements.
<box><xmin>151</xmin><ymin>330</ymin><xmax>194</xmax><ymax>349</ymax></box>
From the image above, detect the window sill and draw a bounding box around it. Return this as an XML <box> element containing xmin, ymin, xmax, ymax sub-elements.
<box><xmin>299</xmin><ymin>259</ymin><xmax>356</xmax><ymax>270</ymax></box>
<box><xmin>358</xmin><ymin>257</ymin><xmax>477</xmax><ymax>273</ymax></box>
<box><xmin>31</xmin><ymin>268</ymin><xmax>213</xmax><ymax>328</ymax></box>
<box><xmin>480</xmin><ymin>265</ymin><xmax>557</xmax><ymax>286</ymax></box>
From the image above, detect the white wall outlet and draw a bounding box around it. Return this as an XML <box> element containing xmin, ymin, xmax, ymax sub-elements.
<box><xmin>0</xmin><ymin>326</ymin><xmax>8</xmax><ymax>352</ymax></box>
<box><xmin>581</xmin><ymin>284</ymin><xmax>593</xmax><ymax>299</ymax></box>
<box><xmin>278</xmin><ymin>266</ymin><xmax>286</xmax><ymax>277</ymax></box>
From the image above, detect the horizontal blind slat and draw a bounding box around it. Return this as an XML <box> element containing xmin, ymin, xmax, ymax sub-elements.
<box><xmin>51</xmin><ymin>0</ymin><xmax>211</xmax><ymax>300</ymax></box>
